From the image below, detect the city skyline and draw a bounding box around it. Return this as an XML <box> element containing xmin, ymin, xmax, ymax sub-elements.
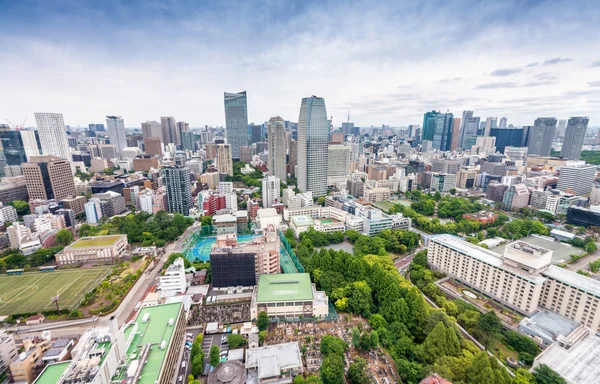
<box><xmin>2</xmin><ymin>1</ymin><xmax>600</xmax><ymax>127</ymax></box>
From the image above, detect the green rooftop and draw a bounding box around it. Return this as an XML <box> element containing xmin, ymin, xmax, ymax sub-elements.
<box><xmin>291</xmin><ymin>215</ymin><xmax>314</xmax><ymax>227</ymax></box>
<box><xmin>33</xmin><ymin>361</ymin><xmax>71</xmax><ymax>384</ymax></box>
<box><xmin>69</xmin><ymin>235</ymin><xmax>125</xmax><ymax>248</ymax></box>
<box><xmin>256</xmin><ymin>273</ymin><xmax>313</xmax><ymax>302</ymax></box>
<box><xmin>116</xmin><ymin>302</ymin><xmax>183</xmax><ymax>384</ymax></box>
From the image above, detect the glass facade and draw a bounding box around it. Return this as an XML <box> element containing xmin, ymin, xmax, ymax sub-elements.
<box><xmin>224</xmin><ymin>91</ymin><xmax>249</xmax><ymax>159</ymax></box>
<box><xmin>422</xmin><ymin>111</ymin><xmax>454</xmax><ymax>151</ymax></box>
<box><xmin>489</xmin><ymin>128</ymin><xmax>525</xmax><ymax>153</ymax></box>
<box><xmin>297</xmin><ymin>96</ymin><xmax>329</xmax><ymax>197</ymax></box>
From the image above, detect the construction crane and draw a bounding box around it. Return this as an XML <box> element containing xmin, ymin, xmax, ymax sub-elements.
<box><xmin>4</xmin><ymin>116</ymin><xmax>27</xmax><ymax>130</ymax></box>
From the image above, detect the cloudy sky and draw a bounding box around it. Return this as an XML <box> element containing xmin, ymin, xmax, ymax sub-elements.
<box><xmin>1</xmin><ymin>0</ymin><xmax>600</xmax><ymax>128</ymax></box>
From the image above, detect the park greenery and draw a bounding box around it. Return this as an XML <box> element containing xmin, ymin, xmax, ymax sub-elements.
<box><xmin>225</xmin><ymin>161</ymin><xmax>265</xmax><ymax>188</ymax></box>
<box><xmin>79</xmin><ymin>211</ymin><xmax>193</xmax><ymax>246</ymax></box>
<box><xmin>0</xmin><ymin>246</ymin><xmax>64</xmax><ymax>271</ymax></box>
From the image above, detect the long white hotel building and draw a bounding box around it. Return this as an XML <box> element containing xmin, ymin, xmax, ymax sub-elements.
<box><xmin>428</xmin><ymin>235</ymin><xmax>600</xmax><ymax>332</ymax></box>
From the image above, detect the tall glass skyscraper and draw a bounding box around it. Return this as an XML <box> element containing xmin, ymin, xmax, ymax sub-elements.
<box><xmin>0</xmin><ymin>130</ymin><xmax>42</xmax><ymax>165</ymax></box>
<box><xmin>458</xmin><ymin>110</ymin><xmax>480</xmax><ymax>150</ymax></box>
<box><xmin>297</xmin><ymin>96</ymin><xmax>328</xmax><ymax>197</ymax></box>
<box><xmin>267</xmin><ymin>116</ymin><xmax>286</xmax><ymax>182</ymax></box>
<box><xmin>422</xmin><ymin>111</ymin><xmax>454</xmax><ymax>151</ymax></box>
<box><xmin>224</xmin><ymin>91</ymin><xmax>248</xmax><ymax>160</ymax></box>
<box><xmin>106</xmin><ymin>116</ymin><xmax>127</xmax><ymax>157</ymax></box>
<box><xmin>561</xmin><ymin>117</ymin><xmax>589</xmax><ymax>160</ymax></box>
<box><xmin>527</xmin><ymin>117</ymin><xmax>557</xmax><ymax>156</ymax></box>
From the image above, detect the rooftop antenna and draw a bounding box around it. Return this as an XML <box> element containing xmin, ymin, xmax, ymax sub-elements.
<box><xmin>347</xmin><ymin>111</ymin><xmax>350</xmax><ymax>124</ymax></box>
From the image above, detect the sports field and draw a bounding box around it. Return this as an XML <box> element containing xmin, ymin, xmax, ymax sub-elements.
<box><xmin>186</xmin><ymin>234</ymin><xmax>254</xmax><ymax>261</ymax></box>
<box><xmin>0</xmin><ymin>267</ymin><xmax>111</xmax><ymax>316</ymax></box>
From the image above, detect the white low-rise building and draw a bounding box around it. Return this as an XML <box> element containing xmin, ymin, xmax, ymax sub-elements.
<box><xmin>159</xmin><ymin>257</ymin><xmax>187</xmax><ymax>295</ymax></box>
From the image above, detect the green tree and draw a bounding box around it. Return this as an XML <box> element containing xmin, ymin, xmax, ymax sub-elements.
<box><xmin>351</xmin><ymin>327</ymin><xmax>361</xmax><ymax>348</ymax></box>
<box><xmin>257</xmin><ymin>311</ymin><xmax>269</xmax><ymax>331</ymax></box>
<box><xmin>201</xmin><ymin>215</ymin><xmax>213</xmax><ymax>226</ymax></box>
<box><xmin>187</xmin><ymin>374</ymin><xmax>195</xmax><ymax>384</ymax></box>
<box><xmin>209</xmin><ymin>345</ymin><xmax>220</xmax><ymax>367</ymax></box>
<box><xmin>192</xmin><ymin>351</ymin><xmax>204</xmax><ymax>376</ymax></box>
<box><xmin>227</xmin><ymin>334</ymin><xmax>246</xmax><ymax>348</ymax></box>
<box><xmin>412</xmin><ymin>250</ymin><xmax>428</xmax><ymax>268</ymax></box>
<box><xmin>258</xmin><ymin>330</ymin><xmax>266</xmax><ymax>345</ymax></box>
<box><xmin>320</xmin><ymin>336</ymin><xmax>348</xmax><ymax>356</ymax></box>
<box><xmin>347</xmin><ymin>357</ymin><xmax>369</xmax><ymax>384</ymax></box>
<box><xmin>321</xmin><ymin>354</ymin><xmax>345</xmax><ymax>384</ymax></box>
<box><xmin>191</xmin><ymin>341</ymin><xmax>200</xmax><ymax>358</ymax></box>
<box><xmin>476</xmin><ymin>311</ymin><xmax>502</xmax><ymax>346</ymax></box>
<box><xmin>422</xmin><ymin>322</ymin><xmax>461</xmax><ymax>362</ymax></box>
<box><xmin>7</xmin><ymin>200</ymin><xmax>29</xmax><ymax>216</ymax></box>
<box><xmin>56</xmin><ymin>229</ymin><xmax>74</xmax><ymax>246</ymax></box>
<box><xmin>466</xmin><ymin>352</ymin><xmax>512</xmax><ymax>384</ymax></box>
<box><xmin>532</xmin><ymin>364</ymin><xmax>567</xmax><ymax>384</ymax></box>
<box><xmin>317</xmin><ymin>196</ymin><xmax>326</xmax><ymax>206</ymax></box>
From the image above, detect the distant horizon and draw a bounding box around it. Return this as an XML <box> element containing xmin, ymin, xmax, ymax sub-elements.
<box><xmin>2</xmin><ymin>1</ymin><xmax>600</xmax><ymax>127</ymax></box>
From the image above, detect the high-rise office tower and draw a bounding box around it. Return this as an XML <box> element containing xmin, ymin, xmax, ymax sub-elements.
<box><xmin>528</xmin><ymin>118</ymin><xmax>557</xmax><ymax>156</ymax></box>
<box><xmin>342</xmin><ymin>121</ymin><xmax>355</xmax><ymax>136</ymax></box>
<box><xmin>267</xmin><ymin>116</ymin><xmax>286</xmax><ymax>182</ymax></box>
<box><xmin>499</xmin><ymin>117</ymin><xmax>507</xmax><ymax>128</ymax></box>
<box><xmin>557</xmin><ymin>162</ymin><xmax>596</xmax><ymax>195</ymax></box>
<box><xmin>407</xmin><ymin>124</ymin><xmax>419</xmax><ymax>139</ymax></box>
<box><xmin>459</xmin><ymin>113</ymin><xmax>481</xmax><ymax>150</ymax></box>
<box><xmin>177</xmin><ymin>122</ymin><xmax>189</xmax><ymax>147</ymax></box>
<box><xmin>144</xmin><ymin>137</ymin><xmax>162</xmax><ymax>156</ymax></box>
<box><xmin>22</xmin><ymin>155</ymin><xmax>75</xmax><ymax>200</ymax></box>
<box><xmin>557</xmin><ymin>119</ymin><xmax>567</xmax><ymax>137</ymax></box>
<box><xmin>216</xmin><ymin>143</ymin><xmax>233</xmax><ymax>176</ymax></box>
<box><xmin>163</xmin><ymin>165</ymin><xmax>192</xmax><ymax>216</ymax></box>
<box><xmin>327</xmin><ymin>144</ymin><xmax>351</xmax><ymax>184</ymax></box>
<box><xmin>181</xmin><ymin>131</ymin><xmax>194</xmax><ymax>151</ymax></box>
<box><xmin>141</xmin><ymin>121</ymin><xmax>163</xmax><ymax>141</ymax></box>
<box><xmin>160</xmin><ymin>116</ymin><xmax>178</xmax><ymax>145</ymax></box>
<box><xmin>288</xmin><ymin>139</ymin><xmax>297</xmax><ymax>177</ymax></box>
<box><xmin>422</xmin><ymin>111</ymin><xmax>454</xmax><ymax>151</ymax></box>
<box><xmin>489</xmin><ymin>128</ymin><xmax>526</xmax><ymax>154</ymax></box>
<box><xmin>484</xmin><ymin>117</ymin><xmax>498</xmax><ymax>136</ymax></box>
<box><xmin>262</xmin><ymin>175</ymin><xmax>280</xmax><ymax>208</ymax></box>
<box><xmin>450</xmin><ymin>118</ymin><xmax>461</xmax><ymax>151</ymax></box>
<box><xmin>0</xmin><ymin>131</ymin><xmax>42</xmax><ymax>165</ymax></box>
<box><xmin>224</xmin><ymin>91</ymin><xmax>248</xmax><ymax>160</ymax></box>
<box><xmin>249</xmin><ymin>123</ymin><xmax>263</xmax><ymax>143</ymax></box>
<box><xmin>34</xmin><ymin>113</ymin><xmax>72</xmax><ymax>162</ymax></box>
<box><xmin>561</xmin><ymin>117</ymin><xmax>589</xmax><ymax>160</ymax></box>
<box><xmin>106</xmin><ymin>116</ymin><xmax>127</xmax><ymax>157</ymax></box>
<box><xmin>297</xmin><ymin>96</ymin><xmax>328</xmax><ymax>197</ymax></box>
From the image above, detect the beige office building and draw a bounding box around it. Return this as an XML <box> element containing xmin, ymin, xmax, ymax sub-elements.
<box><xmin>216</xmin><ymin>144</ymin><xmax>233</xmax><ymax>176</ymax></box>
<box><xmin>22</xmin><ymin>156</ymin><xmax>75</xmax><ymax>200</ymax></box>
<box><xmin>429</xmin><ymin>235</ymin><xmax>600</xmax><ymax>332</ymax></box>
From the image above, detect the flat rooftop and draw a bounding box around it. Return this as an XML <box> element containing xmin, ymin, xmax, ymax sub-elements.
<box><xmin>256</xmin><ymin>274</ymin><xmax>313</xmax><ymax>302</ymax></box>
<box><xmin>519</xmin><ymin>310</ymin><xmax>579</xmax><ymax>345</ymax></box>
<box><xmin>33</xmin><ymin>361</ymin><xmax>71</xmax><ymax>384</ymax></box>
<box><xmin>119</xmin><ymin>302</ymin><xmax>182</xmax><ymax>384</ymax></box>
<box><xmin>492</xmin><ymin>234</ymin><xmax>583</xmax><ymax>265</ymax></box>
<box><xmin>68</xmin><ymin>235</ymin><xmax>124</xmax><ymax>248</ymax></box>
<box><xmin>535</xmin><ymin>330</ymin><xmax>600</xmax><ymax>384</ymax></box>
<box><xmin>542</xmin><ymin>265</ymin><xmax>600</xmax><ymax>298</ymax></box>
<box><xmin>245</xmin><ymin>342</ymin><xmax>302</xmax><ymax>379</ymax></box>
<box><xmin>431</xmin><ymin>234</ymin><xmax>504</xmax><ymax>267</ymax></box>
<box><xmin>291</xmin><ymin>215</ymin><xmax>314</xmax><ymax>227</ymax></box>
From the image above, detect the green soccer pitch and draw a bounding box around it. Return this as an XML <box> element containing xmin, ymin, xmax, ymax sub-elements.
<box><xmin>0</xmin><ymin>267</ymin><xmax>111</xmax><ymax>316</ymax></box>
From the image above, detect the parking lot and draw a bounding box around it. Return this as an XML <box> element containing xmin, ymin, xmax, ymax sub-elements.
<box><xmin>202</xmin><ymin>333</ymin><xmax>229</xmax><ymax>360</ymax></box>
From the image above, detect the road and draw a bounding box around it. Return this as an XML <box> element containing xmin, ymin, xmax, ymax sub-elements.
<box><xmin>566</xmin><ymin>248</ymin><xmax>600</xmax><ymax>272</ymax></box>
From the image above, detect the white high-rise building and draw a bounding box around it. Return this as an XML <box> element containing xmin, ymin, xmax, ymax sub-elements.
<box><xmin>84</xmin><ymin>198</ymin><xmax>103</xmax><ymax>224</ymax></box>
<box><xmin>268</xmin><ymin>116</ymin><xmax>286</xmax><ymax>182</ymax></box>
<box><xmin>218</xmin><ymin>182</ymin><xmax>234</xmax><ymax>194</ymax></box>
<box><xmin>141</xmin><ymin>120</ymin><xmax>163</xmax><ymax>141</ymax></box>
<box><xmin>20</xmin><ymin>131</ymin><xmax>42</xmax><ymax>160</ymax></box>
<box><xmin>7</xmin><ymin>222</ymin><xmax>30</xmax><ymax>249</ymax></box>
<box><xmin>327</xmin><ymin>144</ymin><xmax>351</xmax><ymax>186</ymax></box>
<box><xmin>225</xmin><ymin>193</ymin><xmax>238</xmax><ymax>213</ymax></box>
<box><xmin>297</xmin><ymin>96</ymin><xmax>328</xmax><ymax>197</ymax></box>
<box><xmin>138</xmin><ymin>190</ymin><xmax>154</xmax><ymax>214</ymax></box>
<box><xmin>262</xmin><ymin>175</ymin><xmax>281</xmax><ymax>208</ymax></box>
<box><xmin>484</xmin><ymin>117</ymin><xmax>498</xmax><ymax>136</ymax></box>
<box><xmin>557</xmin><ymin>161</ymin><xmax>596</xmax><ymax>196</ymax></box>
<box><xmin>106</xmin><ymin>116</ymin><xmax>127</xmax><ymax>157</ymax></box>
<box><xmin>34</xmin><ymin>113</ymin><xmax>72</xmax><ymax>162</ymax></box>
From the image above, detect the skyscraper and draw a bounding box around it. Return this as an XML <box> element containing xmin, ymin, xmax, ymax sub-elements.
<box><xmin>262</xmin><ymin>175</ymin><xmax>280</xmax><ymax>208</ymax></box>
<box><xmin>489</xmin><ymin>128</ymin><xmax>525</xmax><ymax>153</ymax></box>
<box><xmin>267</xmin><ymin>116</ymin><xmax>286</xmax><ymax>182</ymax></box>
<box><xmin>0</xmin><ymin>131</ymin><xmax>42</xmax><ymax>165</ymax></box>
<box><xmin>181</xmin><ymin>131</ymin><xmax>194</xmax><ymax>151</ymax></box>
<box><xmin>22</xmin><ymin>156</ymin><xmax>75</xmax><ymax>200</ymax></box>
<box><xmin>249</xmin><ymin>123</ymin><xmax>263</xmax><ymax>143</ymax></box>
<box><xmin>484</xmin><ymin>117</ymin><xmax>498</xmax><ymax>136</ymax></box>
<box><xmin>224</xmin><ymin>91</ymin><xmax>249</xmax><ymax>160</ymax></box>
<box><xmin>216</xmin><ymin>143</ymin><xmax>233</xmax><ymax>176</ymax></box>
<box><xmin>422</xmin><ymin>111</ymin><xmax>454</xmax><ymax>151</ymax></box>
<box><xmin>450</xmin><ymin>118</ymin><xmax>461</xmax><ymax>151</ymax></box>
<box><xmin>561</xmin><ymin>117</ymin><xmax>589</xmax><ymax>160</ymax></box>
<box><xmin>288</xmin><ymin>139</ymin><xmax>297</xmax><ymax>177</ymax></box>
<box><xmin>557</xmin><ymin>119</ymin><xmax>567</xmax><ymax>137</ymax></box>
<box><xmin>160</xmin><ymin>116</ymin><xmax>178</xmax><ymax>145</ymax></box>
<box><xmin>297</xmin><ymin>96</ymin><xmax>328</xmax><ymax>197</ymax></box>
<box><xmin>141</xmin><ymin>121</ymin><xmax>163</xmax><ymax>141</ymax></box>
<box><xmin>528</xmin><ymin>118</ymin><xmax>557</xmax><ymax>156</ymax></box>
<box><xmin>177</xmin><ymin>121</ymin><xmax>189</xmax><ymax>147</ymax></box>
<box><xmin>163</xmin><ymin>165</ymin><xmax>192</xmax><ymax>216</ymax></box>
<box><xmin>499</xmin><ymin>117</ymin><xmax>507</xmax><ymax>128</ymax></box>
<box><xmin>106</xmin><ymin>116</ymin><xmax>127</xmax><ymax>157</ymax></box>
<box><xmin>458</xmin><ymin>112</ymin><xmax>480</xmax><ymax>150</ymax></box>
<box><xmin>34</xmin><ymin>113</ymin><xmax>72</xmax><ymax>162</ymax></box>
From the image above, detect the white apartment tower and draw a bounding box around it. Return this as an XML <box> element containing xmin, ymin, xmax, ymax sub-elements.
<box><xmin>557</xmin><ymin>161</ymin><xmax>596</xmax><ymax>196</ymax></box>
<box><xmin>106</xmin><ymin>116</ymin><xmax>127</xmax><ymax>157</ymax></box>
<box><xmin>267</xmin><ymin>116</ymin><xmax>287</xmax><ymax>182</ymax></box>
<box><xmin>34</xmin><ymin>113</ymin><xmax>72</xmax><ymax>162</ymax></box>
<box><xmin>262</xmin><ymin>176</ymin><xmax>281</xmax><ymax>208</ymax></box>
<box><xmin>84</xmin><ymin>199</ymin><xmax>103</xmax><ymax>224</ymax></box>
<box><xmin>297</xmin><ymin>96</ymin><xmax>329</xmax><ymax>197</ymax></box>
<box><xmin>159</xmin><ymin>257</ymin><xmax>187</xmax><ymax>294</ymax></box>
